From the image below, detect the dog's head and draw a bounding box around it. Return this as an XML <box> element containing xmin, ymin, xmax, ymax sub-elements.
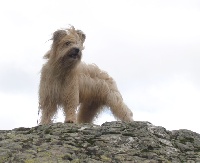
<box><xmin>46</xmin><ymin>26</ymin><xmax>86</xmax><ymax>69</ymax></box>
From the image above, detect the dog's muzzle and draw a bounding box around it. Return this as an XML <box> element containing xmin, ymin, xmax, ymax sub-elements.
<box><xmin>69</xmin><ymin>48</ymin><xmax>81</xmax><ymax>59</ymax></box>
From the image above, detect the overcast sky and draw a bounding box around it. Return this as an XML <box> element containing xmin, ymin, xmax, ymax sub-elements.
<box><xmin>0</xmin><ymin>0</ymin><xmax>200</xmax><ymax>134</ymax></box>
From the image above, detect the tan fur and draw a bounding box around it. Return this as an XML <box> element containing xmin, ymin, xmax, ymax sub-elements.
<box><xmin>39</xmin><ymin>26</ymin><xmax>133</xmax><ymax>124</ymax></box>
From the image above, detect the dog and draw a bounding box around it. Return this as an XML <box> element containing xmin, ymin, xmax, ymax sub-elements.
<box><xmin>39</xmin><ymin>26</ymin><xmax>133</xmax><ymax>124</ymax></box>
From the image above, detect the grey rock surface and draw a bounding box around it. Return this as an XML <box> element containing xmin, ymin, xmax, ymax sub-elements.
<box><xmin>0</xmin><ymin>121</ymin><xmax>200</xmax><ymax>163</ymax></box>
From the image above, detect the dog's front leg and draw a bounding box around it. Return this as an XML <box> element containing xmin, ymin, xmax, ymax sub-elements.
<box><xmin>63</xmin><ymin>89</ymin><xmax>79</xmax><ymax>123</ymax></box>
<box><xmin>64</xmin><ymin>104</ymin><xmax>77</xmax><ymax>123</ymax></box>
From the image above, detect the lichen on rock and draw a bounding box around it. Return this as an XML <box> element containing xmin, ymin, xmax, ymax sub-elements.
<box><xmin>0</xmin><ymin>121</ymin><xmax>200</xmax><ymax>163</ymax></box>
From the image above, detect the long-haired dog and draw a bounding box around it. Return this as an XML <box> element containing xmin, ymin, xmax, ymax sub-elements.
<box><xmin>39</xmin><ymin>26</ymin><xmax>133</xmax><ymax>124</ymax></box>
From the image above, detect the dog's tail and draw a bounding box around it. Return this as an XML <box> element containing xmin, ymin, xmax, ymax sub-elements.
<box><xmin>106</xmin><ymin>91</ymin><xmax>133</xmax><ymax>122</ymax></box>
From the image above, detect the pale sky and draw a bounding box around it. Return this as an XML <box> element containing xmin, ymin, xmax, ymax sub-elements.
<box><xmin>0</xmin><ymin>0</ymin><xmax>200</xmax><ymax>134</ymax></box>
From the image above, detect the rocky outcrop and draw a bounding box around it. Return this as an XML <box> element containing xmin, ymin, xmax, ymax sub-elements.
<box><xmin>0</xmin><ymin>121</ymin><xmax>200</xmax><ymax>163</ymax></box>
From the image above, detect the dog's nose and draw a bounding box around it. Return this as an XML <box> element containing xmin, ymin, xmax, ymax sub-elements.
<box><xmin>73</xmin><ymin>48</ymin><xmax>79</xmax><ymax>54</ymax></box>
<box><xmin>69</xmin><ymin>48</ymin><xmax>81</xmax><ymax>59</ymax></box>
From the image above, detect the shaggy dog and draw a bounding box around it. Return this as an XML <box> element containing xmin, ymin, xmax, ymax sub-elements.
<box><xmin>39</xmin><ymin>26</ymin><xmax>133</xmax><ymax>124</ymax></box>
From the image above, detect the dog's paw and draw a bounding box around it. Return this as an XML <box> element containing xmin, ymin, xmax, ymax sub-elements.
<box><xmin>64</xmin><ymin>120</ymin><xmax>75</xmax><ymax>123</ymax></box>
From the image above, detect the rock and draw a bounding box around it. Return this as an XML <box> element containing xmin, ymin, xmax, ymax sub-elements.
<box><xmin>0</xmin><ymin>121</ymin><xmax>200</xmax><ymax>163</ymax></box>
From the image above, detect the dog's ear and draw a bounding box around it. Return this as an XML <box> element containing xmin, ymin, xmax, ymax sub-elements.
<box><xmin>43</xmin><ymin>50</ymin><xmax>51</xmax><ymax>59</ymax></box>
<box><xmin>52</xmin><ymin>30</ymin><xmax>66</xmax><ymax>42</ymax></box>
<box><xmin>76</xmin><ymin>30</ymin><xmax>86</xmax><ymax>43</ymax></box>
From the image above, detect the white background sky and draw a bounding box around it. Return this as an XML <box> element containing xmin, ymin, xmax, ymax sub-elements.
<box><xmin>0</xmin><ymin>0</ymin><xmax>200</xmax><ymax>134</ymax></box>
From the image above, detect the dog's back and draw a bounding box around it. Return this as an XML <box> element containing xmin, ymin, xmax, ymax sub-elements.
<box><xmin>78</xmin><ymin>62</ymin><xmax>119</xmax><ymax>102</ymax></box>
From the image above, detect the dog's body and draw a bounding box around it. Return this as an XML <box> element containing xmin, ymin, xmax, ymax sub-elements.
<box><xmin>39</xmin><ymin>26</ymin><xmax>133</xmax><ymax>124</ymax></box>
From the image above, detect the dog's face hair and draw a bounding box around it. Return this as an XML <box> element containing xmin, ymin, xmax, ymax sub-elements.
<box><xmin>47</xmin><ymin>26</ymin><xmax>86</xmax><ymax>69</ymax></box>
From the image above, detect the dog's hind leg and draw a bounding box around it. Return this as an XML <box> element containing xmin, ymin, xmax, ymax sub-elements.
<box><xmin>77</xmin><ymin>102</ymin><xmax>102</xmax><ymax>123</ymax></box>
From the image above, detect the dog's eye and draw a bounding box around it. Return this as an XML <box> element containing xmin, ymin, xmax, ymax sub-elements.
<box><xmin>65</xmin><ymin>42</ymin><xmax>71</xmax><ymax>46</ymax></box>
